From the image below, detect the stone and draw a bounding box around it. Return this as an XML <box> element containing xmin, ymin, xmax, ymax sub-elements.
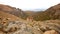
<box><xmin>43</xmin><ymin>30</ymin><xmax>59</xmax><ymax>34</ymax></box>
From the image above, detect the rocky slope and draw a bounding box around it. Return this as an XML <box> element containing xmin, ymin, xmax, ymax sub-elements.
<box><xmin>30</xmin><ymin>3</ymin><xmax>60</xmax><ymax>21</ymax></box>
<box><xmin>0</xmin><ymin>11</ymin><xmax>21</xmax><ymax>21</ymax></box>
<box><xmin>0</xmin><ymin>4</ymin><xmax>27</xmax><ymax>19</ymax></box>
<box><xmin>0</xmin><ymin>11</ymin><xmax>23</xmax><ymax>34</ymax></box>
<box><xmin>45</xmin><ymin>4</ymin><xmax>60</xmax><ymax>19</ymax></box>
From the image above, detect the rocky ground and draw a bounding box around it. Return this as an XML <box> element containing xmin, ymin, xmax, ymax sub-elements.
<box><xmin>0</xmin><ymin>19</ymin><xmax>60</xmax><ymax>34</ymax></box>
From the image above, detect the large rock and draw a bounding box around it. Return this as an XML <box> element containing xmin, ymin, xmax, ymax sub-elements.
<box><xmin>43</xmin><ymin>30</ymin><xmax>59</xmax><ymax>34</ymax></box>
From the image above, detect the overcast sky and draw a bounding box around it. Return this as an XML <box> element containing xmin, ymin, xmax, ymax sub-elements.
<box><xmin>0</xmin><ymin>0</ymin><xmax>60</xmax><ymax>10</ymax></box>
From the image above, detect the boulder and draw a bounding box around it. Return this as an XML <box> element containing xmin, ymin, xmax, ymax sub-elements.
<box><xmin>43</xmin><ymin>30</ymin><xmax>59</xmax><ymax>34</ymax></box>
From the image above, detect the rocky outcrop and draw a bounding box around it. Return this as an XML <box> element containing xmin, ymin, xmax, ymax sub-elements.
<box><xmin>43</xmin><ymin>30</ymin><xmax>58</xmax><ymax>34</ymax></box>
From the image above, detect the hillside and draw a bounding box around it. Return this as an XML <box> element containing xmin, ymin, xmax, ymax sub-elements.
<box><xmin>45</xmin><ymin>4</ymin><xmax>60</xmax><ymax>19</ymax></box>
<box><xmin>0</xmin><ymin>11</ymin><xmax>21</xmax><ymax>21</ymax></box>
<box><xmin>31</xmin><ymin>4</ymin><xmax>60</xmax><ymax>21</ymax></box>
<box><xmin>0</xmin><ymin>4</ymin><xmax>28</xmax><ymax>19</ymax></box>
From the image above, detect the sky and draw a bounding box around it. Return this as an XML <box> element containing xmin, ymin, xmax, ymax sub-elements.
<box><xmin>0</xmin><ymin>0</ymin><xmax>60</xmax><ymax>10</ymax></box>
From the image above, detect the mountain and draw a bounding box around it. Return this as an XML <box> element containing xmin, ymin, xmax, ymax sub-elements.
<box><xmin>0</xmin><ymin>4</ymin><xmax>27</xmax><ymax>19</ymax></box>
<box><xmin>1</xmin><ymin>4</ymin><xmax>60</xmax><ymax>21</ymax></box>
<box><xmin>25</xmin><ymin>11</ymin><xmax>36</xmax><ymax>16</ymax></box>
<box><xmin>24</xmin><ymin>9</ymin><xmax>45</xmax><ymax>11</ymax></box>
<box><xmin>44</xmin><ymin>4</ymin><xmax>60</xmax><ymax>19</ymax></box>
<box><xmin>30</xmin><ymin>3</ymin><xmax>60</xmax><ymax>21</ymax></box>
